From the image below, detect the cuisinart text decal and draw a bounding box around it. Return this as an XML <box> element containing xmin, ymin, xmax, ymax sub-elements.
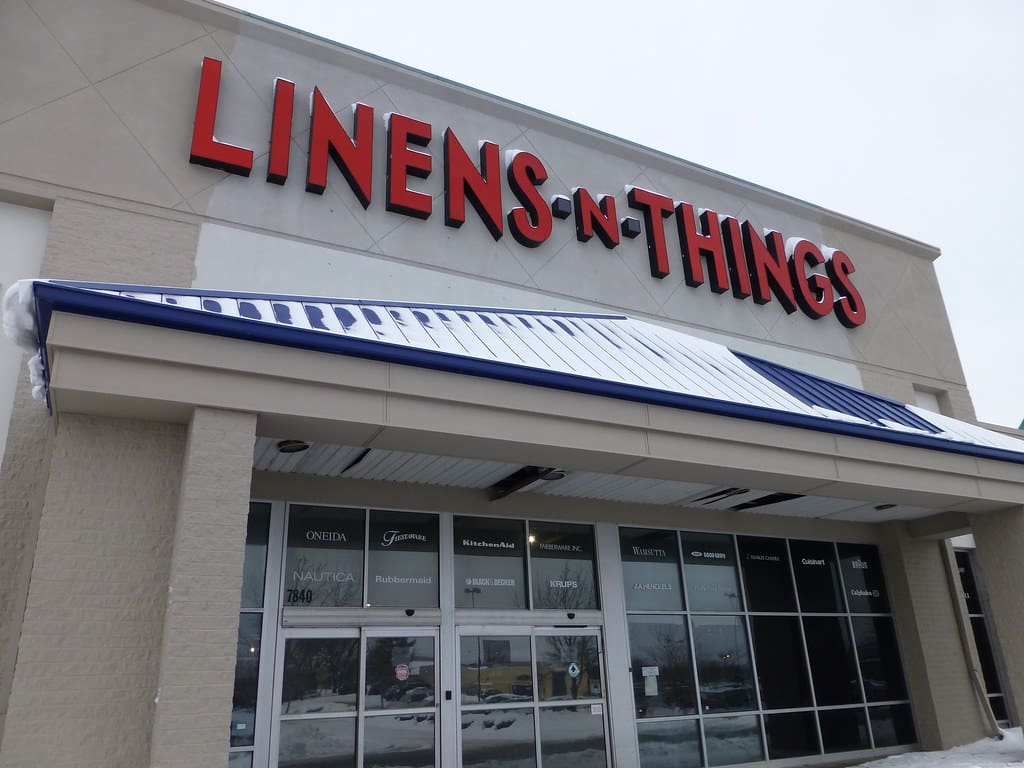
<box><xmin>189</xmin><ymin>57</ymin><xmax>865</xmax><ymax>327</ymax></box>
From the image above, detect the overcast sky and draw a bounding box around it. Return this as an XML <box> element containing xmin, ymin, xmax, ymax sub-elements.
<box><xmin>229</xmin><ymin>0</ymin><xmax>1023</xmax><ymax>428</ymax></box>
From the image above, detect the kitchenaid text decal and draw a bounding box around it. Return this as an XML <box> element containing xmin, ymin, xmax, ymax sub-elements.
<box><xmin>189</xmin><ymin>57</ymin><xmax>865</xmax><ymax>327</ymax></box>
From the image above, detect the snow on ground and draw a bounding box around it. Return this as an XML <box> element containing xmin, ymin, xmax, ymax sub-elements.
<box><xmin>857</xmin><ymin>729</ymin><xmax>1024</xmax><ymax>768</ymax></box>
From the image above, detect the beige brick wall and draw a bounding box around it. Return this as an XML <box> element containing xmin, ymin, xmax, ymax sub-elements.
<box><xmin>970</xmin><ymin>506</ymin><xmax>1024</xmax><ymax>725</ymax></box>
<box><xmin>0</xmin><ymin>196</ymin><xmax>199</xmax><ymax>746</ymax></box>
<box><xmin>0</xmin><ymin>415</ymin><xmax>185</xmax><ymax>768</ymax></box>
<box><xmin>149</xmin><ymin>408</ymin><xmax>256</xmax><ymax>768</ymax></box>
<box><xmin>879</xmin><ymin>522</ymin><xmax>987</xmax><ymax>749</ymax></box>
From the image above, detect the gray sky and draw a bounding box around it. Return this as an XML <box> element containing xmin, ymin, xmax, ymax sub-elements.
<box><xmin>230</xmin><ymin>0</ymin><xmax>1023</xmax><ymax>428</ymax></box>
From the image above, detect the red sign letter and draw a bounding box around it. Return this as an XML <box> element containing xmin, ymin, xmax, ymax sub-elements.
<box><xmin>573</xmin><ymin>189</ymin><xmax>619</xmax><ymax>249</ymax></box>
<box><xmin>826</xmin><ymin>249</ymin><xmax>867</xmax><ymax>327</ymax></box>
<box><xmin>676</xmin><ymin>203</ymin><xmax>729</xmax><ymax>293</ymax></box>
<box><xmin>444</xmin><ymin>129</ymin><xmax>503</xmax><ymax>240</ymax></box>
<box><xmin>721</xmin><ymin>216</ymin><xmax>752</xmax><ymax>299</ymax></box>
<box><xmin>306</xmin><ymin>91</ymin><xmax>374</xmax><ymax>208</ymax></box>
<box><xmin>386</xmin><ymin>113</ymin><xmax>433</xmax><ymax>219</ymax></box>
<box><xmin>787</xmin><ymin>239</ymin><xmax>834</xmax><ymax>319</ymax></box>
<box><xmin>266</xmin><ymin>78</ymin><xmax>294</xmax><ymax>185</ymax></box>
<box><xmin>506</xmin><ymin>151</ymin><xmax>552</xmax><ymax>248</ymax></box>
<box><xmin>627</xmin><ymin>187</ymin><xmax>675</xmax><ymax>278</ymax></box>
<box><xmin>189</xmin><ymin>57</ymin><xmax>254</xmax><ymax>177</ymax></box>
<box><xmin>741</xmin><ymin>222</ymin><xmax>797</xmax><ymax>313</ymax></box>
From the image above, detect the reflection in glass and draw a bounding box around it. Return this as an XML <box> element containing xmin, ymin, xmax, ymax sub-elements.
<box><xmin>990</xmin><ymin>695</ymin><xmax>1008</xmax><ymax>722</ymax></box>
<box><xmin>529</xmin><ymin>522</ymin><xmax>598</xmax><ymax>610</ymax></box>
<box><xmin>241</xmin><ymin>503</ymin><xmax>270</xmax><ymax>610</ymax></box>
<box><xmin>620</xmin><ymin>528</ymin><xmax>683</xmax><ymax>611</ymax></box>
<box><xmin>819</xmin><ymin>707</ymin><xmax>870</xmax><ymax>753</ymax></box>
<box><xmin>803</xmin><ymin>617</ymin><xmax>862</xmax><ymax>706</ymax></box>
<box><xmin>231</xmin><ymin>613</ymin><xmax>262</xmax><ymax>746</ymax></box>
<box><xmin>790</xmin><ymin>540</ymin><xmax>844</xmax><ymax>613</ymax></box>
<box><xmin>364</xmin><ymin>714</ymin><xmax>436</xmax><ymax>768</ymax></box>
<box><xmin>837</xmin><ymin>544</ymin><xmax>890</xmax><ymax>613</ymax></box>
<box><xmin>628</xmin><ymin>616</ymin><xmax>696</xmax><ymax>717</ymax></box>
<box><xmin>538</xmin><ymin>706</ymin><xmax>607</xmax><ymax>768</ymax></box>
<box><xmin>461</xmin><ymin>708</ymin><xmax>536</xmax><ymax>768</ymax></box>
<box><xmin>691</xmin><ymin>616</ymin><xmax>757</xmax><ymax>713</ymax></box>
<box><xmin>955</xmin><ymin>551</ymin><xmax>983</xmax><ymax>615</ymax></box>
<box><xmin>852</xmin><ymin>617</ymin><xmax>908</xmax><ymax>702</ymax></box>
<box><xmin>285</xmin><ymin>506</ymin><xmax>364</xmax><ymax>608</ymax></box>
<box><xmin>681</xmin><ymin>532</ymin><xmax>742</xmax><ymax>612</ymax></box>
<box><xmin>228</xmin><ymin>752</ymin><xmax>253</xmax><ymax>768</ymax></box>
<box><xmin>281</xmin><ymin>638</ymin><xmax>359</xmax><ymax>714</ymax></box>
<box><xmin>278</xmin><ymin>716</ymin><xmax>356</xmax><ymax>768</ymax></box>
<box><xmin>455</xmin><ymin>517</ymin><xmax>528</xmax><ymax>609</ymax></box>
<box><xmin>536</xmin><ymin>635</ymin><xmax>601</xmax><ymax>701</ymax></box>
<box><xmin>970</xmin><ymin>617</ymin><xmax>1003</xmax><ymax>694</ymax></box>
<box><xmin>368</xmin><ymin>510</ymin><xmax>439</xmax><ymax>608</ymax></box>
<box><xmin>765</xmin><ymin>711</ymin><xmax>819</xmax><ymax>759</ymax></box>
<box><xmin>704</xmin><ymin>715</ymin><xmax>763</xmax><ymax>766</ymax></box>
<box><xmin>751</xmin><ymin>616</ymin><xmax>813</xmax><ymax>710</ymax></box>
<box><xmin>737</xmin><ymin>536</ymin><xmax>795</xmax><ymax>612</ymax></box>
<box><xmin>365</xmin><ymin>636</ymin><xmax>436</xmax><ymax>710</ymax></box>
<box><xmin>869</xmin><ymin>704</ymin><xmax>917</xmax><ymax>747</ymax></box>
<box><xmin>636</xmin><ymin>719</ymin><xmax>702</xmax><ymax>768</ymax></box>
<box><xmin>460</xmin><ymin>635</ymin><xmax>533</xmax><ymax>705</ymax></box>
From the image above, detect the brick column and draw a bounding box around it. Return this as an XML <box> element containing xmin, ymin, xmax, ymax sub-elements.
<box><xmin>970</xmin><ymin>506</ymin><xmax>1024</xmax><ymax>725</ymax></box>
<box><xmin>149</xmin><ymin>408</ymin><xmax>256</xmax><ymax>768</ymax></box>
<box><xmin>878</xmin><ymin>523</ymin><xmax>987</xmax><ymax>749</ymax></box>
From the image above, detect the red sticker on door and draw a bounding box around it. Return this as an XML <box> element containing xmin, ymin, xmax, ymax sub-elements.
<box><xmin>395</xmin><ymin>663</ymin><xmax>410</xmax><ymax>681</ymax></box>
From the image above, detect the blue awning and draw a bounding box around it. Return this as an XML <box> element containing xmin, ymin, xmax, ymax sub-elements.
<box><xmin>10</xmin><ymin>279</ymin><xmax>1024</xmax><ymax>465</ymax></box>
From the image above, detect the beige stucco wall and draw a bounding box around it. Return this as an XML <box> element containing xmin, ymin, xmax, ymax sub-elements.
<box><xmin>0</xmin><ymin>414</ymin><xmax>186</xmax><ymax>768</ymax></box>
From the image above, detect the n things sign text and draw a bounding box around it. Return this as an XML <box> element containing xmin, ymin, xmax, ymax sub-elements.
<box><xmin>189</xmin><ymin>57</ymin><xmax>866</xmax><ymax>327</ymax></box>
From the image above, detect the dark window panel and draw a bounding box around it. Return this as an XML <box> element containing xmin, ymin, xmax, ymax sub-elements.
<box><xmin>620</xmin><ymin>528</ymin><xmax>684</xmax><ymax>611</ymax></box>
<box><xmin>627</xmin><ymin>616</ymin><xmax>697</xmax><ymax>717</ymax></box>
<box><xmin>803</xmin><ymin>617</ymin><xmax>863</xmax><ymax>706</ymax></box>
<box><xmin>751</xmin><ymin>616</ymin><xmax>813</xmax><ymax>710</ymax></box>
<box><xmin>691</xmin><ymin>616</ymin><xmax>757</xmax><ymax>714</ymax></box>
<box><xmin>230</xmin><ymin>613</ymin><xmax>262</xmax><ymax>747</ymax></box>
<box><xmin>681</xmin><ymin>532</ymin><xmax>742</xmax><ymax>612</ymax></box>
<box><xmin>837</xmin><ymin>543</ymin><xmax>890</xmax><ymax>613</ymax></box>
<box><xmin>241</xmin><ymin>503</ymin><xmax>271</xmax><ymax>610</ymax></box>
<box><xmin>737</xmin><ymin>536</ymin><xmax>796</xmax><ymax>612</ymax></box>
<box><xmin>636</xmin><ymin>719</ymin><xmax>702</xmax><ymax>768</ymax></box>
<box><xmin>704</xmin><ymin>715</ymin><xmax>764</xmax><ymax>766</ymax></box>
<box><xmin>228</xmin><ymin>752</ymin><xmax>253</xmax><ymax>768</ymax></box>
<box><xmin>529</xmin><ymin>522</ymin><xmax>599</xmax><ymax>610</ymax></box>
<box><xmin>852</xmin><ymin>616</ymin><xmax>908</xmax><ymax>702</ymax></box>
<box><xmin>790</xmin><ymin>540</ymin><xmax>845</xmax><ymax>613</ymax></box>
<box><xmin>281</xmin><ymin>638</ymin><xmax>360</xmax><ymax>715</ymax></box>
<box><xmin>990</xmin><ymin>695</ymin><xmax>1008</xmax><ymax>722</ymax></box>
<box><xmin>367</xmin><ymin>510</ymin><xmax>439</xmax><ymax>608</ymax></box>
<box><xmin>970</xmin><ymin>617</ymin><xmax>1003</xmax><ymax>694</ymax></box>
<box><xmin>454</xmin><ymin>517</ymin><xmax>528</xmax><ymax>609</ymax></box>
<box><xmin>765</xmin><ymin>711</ymin><xmax>820</xmax><ymax>759</ymax></box>
<box><xmin>818</xmin><ymin>708</ymin><xmax>870</xmax><ymax>753</ymax></box>
<box><xmin>869</xmin><ymin>704</ymin><xmax>917</xmax><ymax>747</ymax></box>
<box><xmin>285</xmin><ymin>506</ymin><xmax>365</xmax><ymax>608</ymax></box>
<box><xmin>955</xmin><ymin>551</ymin><xmax>983</xmax><ymax>615</ymax></box>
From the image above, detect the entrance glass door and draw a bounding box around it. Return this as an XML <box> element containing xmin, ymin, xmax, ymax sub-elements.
<box><xmin>274</xmin><ymin>627</ymin><xmax>439</xmax><ymax>768</ymax></box>
<box><xmin>457</xmin><ymin>627</ymin><xmax>609</xmax><ymax>768</ymax></box>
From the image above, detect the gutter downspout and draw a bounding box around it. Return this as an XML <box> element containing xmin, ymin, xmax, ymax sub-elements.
<box><xmin>941</xmin><ymin>540</ymin><xmax>1002</xmax><ymax>738</ymax></box>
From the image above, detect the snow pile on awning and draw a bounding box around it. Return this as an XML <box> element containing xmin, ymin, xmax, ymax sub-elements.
<box><xmin>4</xmin><ymin>279</ymin><xmax>1024</xmax><ymax>464</ymax></box>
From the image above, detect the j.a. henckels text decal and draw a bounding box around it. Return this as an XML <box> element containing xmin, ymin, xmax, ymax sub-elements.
<box><xmin>189</xmin><ymin>57</ymin><xmax>866</xmax><ymax>327</ymax></box>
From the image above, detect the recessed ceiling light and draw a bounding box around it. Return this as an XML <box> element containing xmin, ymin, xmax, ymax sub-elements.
<box><xmin>276</xmin><ymin>439</ymin><xmax>310</xmax><ymax>454</ymax></box>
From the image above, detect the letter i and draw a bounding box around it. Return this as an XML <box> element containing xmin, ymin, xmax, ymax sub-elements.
<box><xmin>267</xmin><ymin>78</ymin><xmax>295</xmax><ymax>184</ymax></box>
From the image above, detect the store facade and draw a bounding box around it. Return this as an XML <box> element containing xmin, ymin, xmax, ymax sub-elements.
<box><xmin>1</xmin><ymin>1</ymin><xmax>1023</xmax><ymax>768</ymax></box>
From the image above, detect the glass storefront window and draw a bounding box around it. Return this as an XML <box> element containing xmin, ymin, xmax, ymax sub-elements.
<box><xmin>461</xmin><ymin>709</ymin><xmax>536</xmax><ymax>768</ymax></box>
<box><xmin>838</xmin><ymin>543</ymin><xmax>890</xmax><ymax>613</ymax></box>
<box><xmin>529</xmin><ymin>522</ymin><xmax>598</xmax><ymax>610</ymax></box>
<box><xmin>278</xmin><ymin>717</ymin><xmax>356</xmax><ymax>768</ymax></box>
<box><xmin>367</xmin><ymin>510</ymin><xmax>439</xmax><ymax>608</ymax></box>
<box><xmin>691</xmin><ymin>616</ymin><xmax>757</xmax><ymax>714</ymax></box>
<box><xmin>538</xmin><ymin>707</ymin><xmax>607</xmax><ymax>768</ymax></box>
<box><xmin>704</xmin><ymin>715</ymin><xmax>763</xmax><ymax>766</ymax></box>
<box><xmin>737</xmin><ymin>536</ymin><xmax>795</xmax><ymax>613</ymax></box>
<box><xmin>852</xmin><ymin>616</ymin><xmax>908</xmax><ymax>702</ymax></box>
<box><xmin>284</xmin><ymin>505</ymin><xmax>365</xmax><ymax>607</ymax></box>
<box><xmin>460</xmin><ymin>635</ymin><xmax>533</xmax><ymax>705</ymax></box>
<box><xmin>628</xmin><ymin>615</ymin><xmax>697</xmax><ymax>717</ymax></box>
<box><xmin>803</xmin><ymin>617</ymin><xmax>863</xmax><ymax>706</ymax></box>
<box><xmin>454</xmin><ymin>516</ymin><xmax>528</xmax><ymax>609</ymax></box>
<box><xmin>536</xmin><ymin>635</ymin><xmax>601</xmax><ymax>701</ymax></box>
<box><xmin>231</xmin><ymin>613</ymin><xmax>262</xmax><ymax>747</ymax></box>
<box><xmin>955</xmin><ymin>550</ymin><xmax>983</xmax><ymax>615</ymax></box>
<box><xmin>818</xmin><ymin>707</ymin><xmax>870</xmax><ymax>753</ymax></box>
<box><xmin>681</xmin><ymin>532</ymin><xmax>742</xmax><ymax>612</ymax></box>
<box><xmin>620</xmin><ymin>527</ymin><xmax>684</xmax><ymax>611</ymax></box>
<box><xmin>364</xmin><ymin>636</ymin><xmax>436</xmax><ymax>710</ymax></box>
<box><xmin>241</xmin><ymin>503</ymin><xmax>270</xmax><ymax>610</ymax></box>
<box><xmin>764</xmin><ymin>711</ymin><xmax>819</xmax><ymax>759</ymax></box>
<box><xmin>636</xmin><ymin>719</ymin><xmax>702</xmax><ymax>768</ymax></box>
<box><xmin>869</xmin><ymin>704</ymin><xmax>916</xmax><ymax>747</ymax></box>
<box><xmin>281</xmin><ymin>638</ymin><xmax>360</xmax><ymax>715</ymax></box>
<box><xmin>790</xmin><ymin>540</ymin><xmax>845</xmax><ymax>613</ymax></box>
<box><xmin>750</xmin><ymin>616</ymin><xmax>812</xmax><ymax>710</ymax></box>
<box><xmin>363</xmin><ymin>714</ymin><xmax>435</xmax><ymax>768</ymax></box>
